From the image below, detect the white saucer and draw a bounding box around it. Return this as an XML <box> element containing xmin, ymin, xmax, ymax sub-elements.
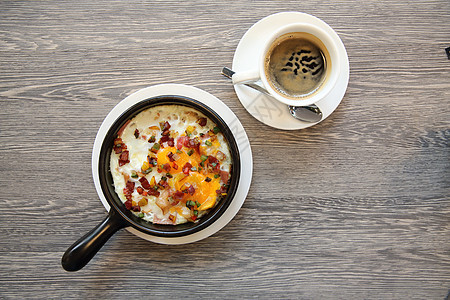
<box><xmin>92</xmin><ymin>84</ymin><xmax>253</xmax><ymax>245</ymax></box>
<box><xmin>232</xmin><ymin>12</ymin><xmax>349</xmax><ymax>130</ymax></box>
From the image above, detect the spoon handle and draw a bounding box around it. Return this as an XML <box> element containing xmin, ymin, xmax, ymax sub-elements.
<box><xmin>221</xmin><ymin>67</ymin><xmax>271</xmax><ymax>96</ymax></box>
<box><xmin>221</xmin><ymin>67</ymin><xmax>235</xmax><ymax>79</ymax></box>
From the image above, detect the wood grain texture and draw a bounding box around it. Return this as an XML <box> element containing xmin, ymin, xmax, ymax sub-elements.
<box><xmin>0</xmin><ymin>0</ymin><xmax>449</xmax><ymax>299</ymax></box>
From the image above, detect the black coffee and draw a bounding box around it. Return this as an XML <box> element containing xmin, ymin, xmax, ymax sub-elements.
<box><xmin>265</xmin><ymin>32</ymin><xmax>327</xmax><ymax>98</ymax></box>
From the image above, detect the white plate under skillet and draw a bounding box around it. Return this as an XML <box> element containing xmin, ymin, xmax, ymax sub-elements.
<box><xmin>232</xmin><ymin>12</ymin><xmax>350</xmax><ymax>130</ymax></box>
<box><xmin>92</xmin><ymin>84</ymin><xmax>253</xmax><ymax>245</ymax></box>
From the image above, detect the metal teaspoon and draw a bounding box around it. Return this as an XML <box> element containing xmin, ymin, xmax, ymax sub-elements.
<box><xmin>221</xmin><ymin>67</ymin><xmax>323</xmax><ymax>123</ymax></box>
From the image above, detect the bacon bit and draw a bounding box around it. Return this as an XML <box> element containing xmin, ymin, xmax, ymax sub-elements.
<box><xmin>191</xmin><ymin>215</ymin><xmax>197</xmax><ymax>221</ymax></box>
<box><xmin>139</xmin><ymin>177</ymin><xmax>151</xmax><ymax>190</ymax></box>
<box><xmin>113</xmin><ymin>138</ymin><xmax>127</xmax><ymax>154</ymax></box>
<box><xmin>216</xmin><ymin>184</ymin><xmax>228</xmax><ymax>194</ymax></box>
<box><xmin>162</xmin><ymin>129</ymin><xmax>170</xmax><ymax>136</ymax></box>
<box><xmin>205</xmin><ymin>177</ymin><xmax>212</xmax><ymax>182</ymax></box>
<box><xmin>197</xmin><ymin>117</ymin><xmax>207</xmax><ymax>126</ymax></box>
<box><xmin>207</xmin><ymin>155</ymin><xmax>220</xmax><ymax>172</ymax></box>
<box><xmin>148</xmin><ymin>136</ymin><xmax>156</xmax><ymax>143</ymax></box>
<box><xmin>168</xmin><ymin>215</ymin><xmax>176</xmax><ymax>223</ymax></box>
<box><xmin>123</xmin><ymin>186</ymin><xmax>133</xmax><ymax>201</ymax></box>
<box><xmin>117</xmin><ymin>120</ymin><xmax>131</xmax><ymax>137</ymax></box>
<box><xmin>136</xmin><ymin>186</ymin><xmax>144</xmax><ymax>194</ymax></box>
<box><xmin>158</xmin><ymin>178</ymin><xmax>169</xmax><ymax>189</ymax></box>
<box><xmin>182</xmin><ymin>162</ymin><xmax>193</xmax><ymax>175</ymax></box>
<box><xmin>160</xmin><ymin>121</ymin><xmax>171</xmax><ymax>132</ymax></box>
<box><xmin>125</xmin><ymin>180</ymin><xmax>135</xmax><ymax>192</ymax></box>
<box><xmin>162</xmin><ymin>163</ymin><xmax>171</xmax><ymax>172</ymax></box>
<box><xmin>160</xmin><ymin>135</ymin><xmax>169</xmax><ymax>143</ymax></box>
<box><xmin>167</xmin><ymin>138</ymin><xmax>175</xmax><ymax>147</ymax></box>
<box><xmin>119</xmin><ymin>151</ymin><xmax>130</xmax><ymax>160</ymax></box>
<box><xmin>173</xmin><ymin>190</ymin><xmax>185</xmax><ymax>200</ymax></box>
<box><xmin>147</xmin><ymin>188</ymin><xmax>160</xmax><ymax>197</ymax></box>
<box><xmin>132</xmin><ymin>205</ymin><xmax>141</xmax><ymax>212</ymax></box>
<box><xmin>176</xmin><ymin>136</ymin><xmax>188</xmax><ymax>150</ymax></box>
<box><xmin>113</xmin><ymin>145</ymin><xmax>122</xmax><ymax>154</ymax></box>
<box><xmin>119</xmin><ymin>151</ymin><xmax>130</xmax><ymax>166</ymax></box>
<box><xmin>124</xmin><ymin>200</ymin><xmax>132</xmax><ymax>210</ymax></box>
<box><xmin>172</xmin><ymin>162</ymin><xmax>178</xmax><ymax>170</ymax></box>
<box><xmin>187</xmin><ymin>137</ymin><xmax>200</xmax><ymax>153</ymax></box>
<box><xmin>114</xmin><ymin>138</ymin><xmax>123</xmax><ymax>145</ymax></box>
<box><xmin>167</xmin><ymin>152</ymin><xmax>175</xmax><ymax>162</ymax></box>
<box><xmin>134</xmin><ymin>129</ymin><xmax>140</xmax><ymax>138</ymax></box>
<box><xmin>187</xmin><ymin>184</ymin><xmax>195</xmax><ymax>195</ymax></box>
<box><xmin>220</xmin><ymin>170</ymin><xmax>230</xmax><ymax>183</ymax></box>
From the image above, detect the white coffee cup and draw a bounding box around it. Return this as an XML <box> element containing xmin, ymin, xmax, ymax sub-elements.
<box><xmin>232</xmin><ymin>23</ymin><xmax>341</xmax><ymax>107</ymax></box>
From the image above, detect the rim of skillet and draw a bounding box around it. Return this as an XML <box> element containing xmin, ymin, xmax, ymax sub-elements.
<box><xmin>97</xmin><ymin>95</ymin><xmax>241</xmax><ymax>237</ymax></box>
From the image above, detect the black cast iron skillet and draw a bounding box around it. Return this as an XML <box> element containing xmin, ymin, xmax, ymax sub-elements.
<box><xmin>61</xmin><ymin>95</ymin><xmax>241</xmax><ymax>271</ymax></box>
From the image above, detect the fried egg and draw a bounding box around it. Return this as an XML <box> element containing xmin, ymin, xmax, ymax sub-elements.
<box><xmin>110</xmin><ymin>105</ymin><xmax>232</xmax><ymax>225</ymax></box>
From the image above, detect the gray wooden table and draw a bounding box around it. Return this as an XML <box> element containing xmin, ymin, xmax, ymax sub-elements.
<box><xmin>1</xmin><ymin>0</ymin><xmax>449</xmax><ymax>299</ymax></box>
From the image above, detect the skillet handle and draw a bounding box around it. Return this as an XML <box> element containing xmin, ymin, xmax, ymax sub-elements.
<box><xmin>61</xmin><ymin>209</ymin><xmax>127</xmax><ymax>271</ymax></box>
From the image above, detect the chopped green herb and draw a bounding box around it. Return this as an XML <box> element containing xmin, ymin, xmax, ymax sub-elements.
<box><xmin>193</xmin><ymin>210</ymin><xmax>198</xmax><ymax>216</ymax></box>
<box><xmin>205</xmin><ymin>140</ymin><xmax>212</xmax><ymax>146</ymax></box>
<box><xmin>148</xmin><ymin>135</ymin><xmax>156</xmax><ymax>143</ymax></box>
<box><xmin>143</xmin><ymin>168</ymin><xmax>152</xmax><ymax>174</ymax></box>
<box><xmin>214</xmin><ymin>174</ymin><xmax>220</xmax><ymax>179</ymax></box>
<box><xmin>213</xmin><ymin>126</ymin><xmax>220</xmax><ymax>134</ymax></box>
<box><xmin>187</xmin><ymin>149</ymin><xmax>194</xmax><ymax>156</ymax></box>
<box><xmin>195</xmin><ymin>201</ymin><xmax>201</xmax><ymax>207</ymax></box>
<box><xmin>200</xmin><ymin>161</ymin><xmax>204</xmax><ymax>167</ymax></box>
<box><xmin>211</xmin><ymin>162</ymin><xmax>217</xmax><ymax>167</ymax></box>
<box><xmin>166</xmin><ymin>173</ymin><xmax>173</xmax><ymax>178</ymax></box>
<box><xmin>138</xmin><ymin>212</ymin><xmax>144</xmax><ymax>218</ymax></box>
<box><xmin>176</xmin><ymin>149</ymin><xmax>183</xmax><ymax>154</ymax></box>
<box><xmin>131</xmin><ymin>171</ymin><xmax>138</xmax><ymax>178</ymax></box>
<box><xmin>152</xmin><ymin>143</ymin><xmax>160</xmax><ymax>151</ymax></box>
<box><xmin>201</xmin><ymin>155</ymin><xmax>208</xmax><ymax>162</ymax></box>
<box><xmin>161</xmin><ymin>176</ymin><xmax>167</xmax><ymax>181</ymax></box>
<box><xmin>191</xmin><ymin>167</ymin><xmax>197</xmax><ymax>171</ymax></box>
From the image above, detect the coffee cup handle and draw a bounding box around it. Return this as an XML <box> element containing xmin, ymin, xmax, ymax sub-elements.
<box><xmin>232</xmin><ymin>70</ymin><xmax>260</xmax><ymax>85</ymax></box>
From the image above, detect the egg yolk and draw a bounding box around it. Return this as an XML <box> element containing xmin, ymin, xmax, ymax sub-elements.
<box><xmin>157</xmin><ymin>146</ymin><xmax>200</xmax><ymax>173</ymax></box>
<box><xmin>157</xmin><ymin>146</ymin><xmax>221</xmax><ymax>211</ymax></box>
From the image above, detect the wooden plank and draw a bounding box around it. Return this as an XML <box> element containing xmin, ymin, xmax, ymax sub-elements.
<box><xmin>0</xmin><ymin>0</ymin><xmax>449</xmax><ymax>298</ymax></box>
